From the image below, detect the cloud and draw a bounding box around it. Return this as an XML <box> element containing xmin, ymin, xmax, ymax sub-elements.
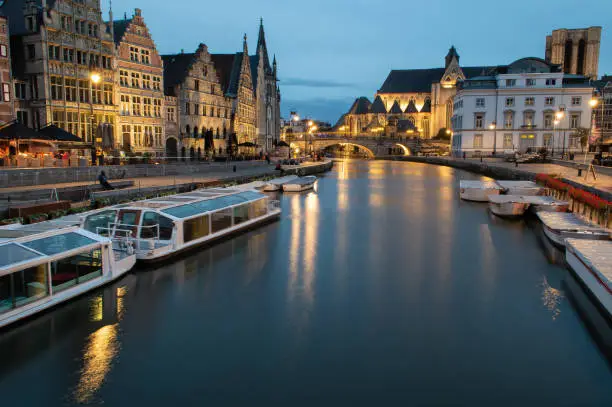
<box><xmin>281</xmin><ymin>77</ymin><xmax>355</xmax><ymax>88</ymax></box>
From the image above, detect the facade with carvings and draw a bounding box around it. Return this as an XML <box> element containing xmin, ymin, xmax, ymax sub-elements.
<box><xmin>0</xmin><ymin>15</ymin><xmax>14</xmax><ymax>126</ymax></box>
<box><xmin>338</xmin><ymin>47</ymin><xmax>493</xmax><ymax>139</ymax></box>
<box><xmin>2</xmin><ymin>0</ymin><xmax>116</xmax><ymax>148</ymax></box>
<box><xmin>545</xmin><ymin>27</ymin><xmax>601</xmax><ymax>80</ymax></box>
<box><xmin>162</xmin><ymin>44</ymin><xmax>232</xmax><ymax>158</ymax></box>
<box><xmin>250</xmin><ymin>20</ymin><xmax>281</xmax><ymax>152</ymax></box>
<box><xmin>113</xmin><ymin>8</ymin><xmax>164</xmax><ymax>156</ymax></box>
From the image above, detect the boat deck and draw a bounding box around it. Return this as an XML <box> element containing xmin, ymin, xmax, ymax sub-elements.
<box><xmin>537</xmin><ymin>212</ymin><xmax>610</xmax><ymax>234</ymax></box>
<box><xmin>567</xmin><ymin>239</ymin><xmax>612</xmax><ymax>291</ymax></box>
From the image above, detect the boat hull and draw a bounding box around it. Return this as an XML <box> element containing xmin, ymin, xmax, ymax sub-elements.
<box><xmin>566</xmin><ymin>247</ymin><xmax>612</xmax><ymax>319</ymax></box>
<box><xmin>542</xmin><ymin>223</ymin><xmax>610</xmax><ymax>247</ymax></box>
<box><xmin>262</xmin><ymin>184</ymin><xmax>281</xmax><ymax>192</ymax></box>
<box><xmin>460</xmin><ymin>188</ymin><xmax>501</xmax><ymax>202</ymax></box>
<box><xmin>488</xmin><ymin>201</ymin><xmax>529</xmax><ymax>217</ymax></box>
<box><xmin>283</xmin><ymin>182</ymin><xmax>315</xmax><ymax>192</ymax></box>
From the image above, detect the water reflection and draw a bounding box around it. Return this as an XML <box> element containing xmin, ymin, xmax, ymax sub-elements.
<box><xmin>541</xmin><ymin>276</ymin><xmax>563</xmax><ymax>320</ymax></box>
<box><xmin>72</xmin><ymin>323</ymin><xmax>120</xmax><ymax>404</ymax></box>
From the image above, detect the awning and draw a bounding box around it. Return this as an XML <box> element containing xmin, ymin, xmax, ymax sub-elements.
<box><xmin>38</xmin><ymin>124</ymin><xmax>82</xmax><ymax>142</ymax></box>
<box><xmin>0</xmin><ymin>122</ymin><xmax>51</xmax><ymax>141</ymax></box>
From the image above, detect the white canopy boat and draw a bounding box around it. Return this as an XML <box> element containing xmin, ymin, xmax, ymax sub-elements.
<box><xmin>262</xmin><ymin>175</ymin><xmax>299</xmax><ymax>192</ymax></box>
<box><xmin>459</xmin><ymin>180</ymin><xmax>503</xmax><ymax>202</ymax></box>
<box><xmin>0</xmin><ymin>224</ymin><xmax>136</xmax><ymax>329</ymax></box>
<box><xmin>537</xmin><ymin>212</ymin><xmax>611</xmax><ymax>247</ymax></box>
<box><xmin>496</xmin><ymin>180</ymin><xmax>544</xmax><ymax>196</ymax></box>
<box><xmin>523</xmin><ymin>196</ymin><xmax>569</xmax><ymax>213</ymax></box>
<box><xmin>487</xmin><ymin>195</ymin><xmax>531</xmax><ymax>217</ymax></box>
<box><xmin>233</xmin><ymin>181</ymin><xmax>267</xmax><ymax>191</ymax></box>
<box><xmin>566</xmin><ymin>239</ymin><xmax>612</xmax><ymax>319</ymax></box>
<box><xmin>282</xmin><ymin>176</ymin><xmax>318</xmax><ymax>192</ymax></box>
<box><xmin>78</xmin><ymin>188</ymin><xmax>281</xmax><ymax>262</ymax></box>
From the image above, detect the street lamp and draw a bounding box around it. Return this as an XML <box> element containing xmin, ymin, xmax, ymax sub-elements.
<box><xmin>583</xmin><ymin>98</ymin><xmax>599</xmax><ymax>175</ymax></box>
<box><xmin>489</xmin><ymin>122</ymin><xmax>497</xmax><ymax>155</ymax></box>
<box><xmin>89</xmin><ymin>72</ymin><xmax>101</xmax><ymax>163</ymax></box>
<box><xmin>554</xmin><ymin>111</ymin><xmax>566</xmax><ymax>157</ymax></box>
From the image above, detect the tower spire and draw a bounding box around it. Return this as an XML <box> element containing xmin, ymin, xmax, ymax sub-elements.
<box><xmin>257</xmin><ymin>18</ymin><xmax>271</xmax><ymax>72</ymax></box>
<box><xmin>243</xmin><ymin>33</ymin><xmax>248</xmax><ymax>54</ymax></box>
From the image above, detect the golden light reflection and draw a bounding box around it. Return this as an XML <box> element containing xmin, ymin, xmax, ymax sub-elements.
<box><xmin>288</xmin><ymin>195</ymin><xmax>301</xmax><ymax>295</ymax></box>
<box><xmin>73</xmin><ymin>324</ymin><xmax>120</xmax><ymax>404</ymax></box>
<box><xmin>116</xmin><ymin>286</ymin><xmax>127</xmax><ymax>321</ymax></box>
<box><xmin>90</xmin><ymin>295</ymin><xmax>103</xmax><ymax>322</ymax></box>
<box><xmin>541</xmin><ymin>277</ymin><xmax>563</xmax><ymax>321</ymax></box>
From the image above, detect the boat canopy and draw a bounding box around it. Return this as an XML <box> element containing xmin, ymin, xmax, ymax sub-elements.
<box><xmin>162</xmin><ymin>191</ymin><xmax>266</xmax><ymax>219</ymax></box>
<box><xmin>537</xmin><ymin>212</ymin><xmax>610</xmax><ymax>232</ymax></box>
<box><xmin>459</xmin><ymin>180</ymin><xmax>502</xmax><ymax>189</ymax></box>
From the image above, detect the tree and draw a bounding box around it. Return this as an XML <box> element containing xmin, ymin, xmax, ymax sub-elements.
<box><xmin>434</xmin><ymin>128</ymin><xmax>451</xmax><ymax>142</ymax></box>
<box><xmin>572</xmin><ymin>128</ymin><xmax>590</xmax><ymax>152</ymax></box>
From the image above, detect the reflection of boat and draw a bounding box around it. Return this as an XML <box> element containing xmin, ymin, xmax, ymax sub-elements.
<box><xmin>459</xmin><ymin>180</ymin><xmax>502</xmax><ymax>202</ymax></box>
<box><xmin>79</xmin><ymin>188</ymin><xmax>281</xmax><ymax>262</ymax></box>
<box><xmin>566</xmin><ymin>239</ymin><xmax>612</xmax><ymax>319</ymax></box>
<box><xmin>496</xmin><ymin>180</ymin><xmax>544</xmax><ymax>196</ymax></box>
<box><xmin>488</xmin><ymin>195</ymin><xmax>569</xmax><ymax>218</ymax></box>
<box><xmin>537</xmin><ymin>212</ymin><xmax>610</xmax><ymax>247</ymax></box>
<box><xmin>282</xmin><ymin>176</ymin><xmax>317</xmax><ymax>192</ymax></box>
<box><xmin>0</xmin><ymin>224</ymin><xmax>136</xmax><ymax>329</ymax></box>
<box><xmin>263</xmin><ymin>175</ymin><xmax>299</xmax><ymax>192</ymax></box>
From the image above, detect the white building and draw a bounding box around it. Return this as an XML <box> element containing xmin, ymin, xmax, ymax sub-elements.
<box><xmin>451</xmin><ymin>58</ymin><xmax>595</xmax><ymax>156</ymax></box>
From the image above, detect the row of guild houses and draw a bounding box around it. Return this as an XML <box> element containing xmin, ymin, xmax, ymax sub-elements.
<box><xmin>0</xmin><ymin>0</ymin><xmax>281</xmax><ymax>158</ymax></box>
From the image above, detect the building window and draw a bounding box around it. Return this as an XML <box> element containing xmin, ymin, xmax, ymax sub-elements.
<box><xmin>122</xmin><ymin>125</ymin><xmax>131</xmax><ymax>147</ymax></box>
<box><xmin>473</xmin><ymin>134</ymin><xmax>483</xmax><ymax>149</ymax></box>
<box><xmin>523</xmin><ymin>111</ymin><xmax>535</xmax><ymax>127</ymax></box>
<box><xmin>65</xmin><ymin>79</ymin><xmax>76</xmax><ymax>102</ymax></box>
<box><xmin>140</xmin><ymin>49</ymin><xmax>150</xmax><ymax>64</ymax></box>
<box><xmin>571</xmin><ymin>97</ymin><xmax>582</xmax><ymax>106</ymax></box>
<box><xmin>154</xmin><ymin>99</ymin><xmax>162</xmax><ymax>117</ymax></box>
<box><xmin>120</xmin><ymin>70</ymin><xmax>128</xmax><ymax>86</ymax></box>
<box><xmin>143</xmin><ymin>98</ymin><xmax>152</xmax><ymax>116</ymax></box>
<box><xmin>211</xmin><ymin>84</ymin><xmax>215</xmax><ymax>94</ymax></box>
<box><xmin>525</xmin><ymin>97</ymin><xmax>535</xmax><ymax>106</ymax></box>
<box><xmin>185</xmin><ymin>102</ymin><xmax>190</xmax><ymax>115</ymax></box>
<box><xmin>78</xmin><ymin>80</ymin><xmax>89</xmax><ymax>103</ymax></box>
<box><xmin>543</xmin><ymin>133</ymin><xmax>552</xmax><ymax>147</ymax></box>
<box><xmin>50</xmin><ymin>76</ymin><xmax>63</xmax><ymax>100</ymax></box>
<box><xmin>503</xmin><ymin>111</ymin><xmax>514</xmax><ymax>129</ymax></box>
<box><xmin>0</xmin><ymin>44</ymin><xmax>7</xmax><ymax>58</ymax></box>
<box><xmin>194</xmin><ymin>104</ymin><xmax>200</xmax><ymax>115</ymax></box>
<box><xmin>130</xmin><ymin>47</ymin><xmax>139</xmax><ymax>62</ymax></box>
<box><xmin>526</xmin><ymin>78</ymin><xmax>536</xmax><ymax>87</ymax></box>
<box><xmin>194</xmin><ymin>80</ymin><xmax>200</xmax><ymax>91</ymax></box>
<box><xmin>474</xmin><ymin>113</ymin><xmax>484</xmax><ymax>129</ymax></box>
<box><xmin>142</xmin><ymin>75</ymin><xmax>151</xmax><ymax>89</ymax></box>
<box><xmin>544</xmin><ymin>112</ymin><xmax>554</xmax><ymax>129</ymax></box>
<box><xmin>505</xmin><ymin>79</ymin><xmax>516</xmax><ymax>87</ymax></box>
<box><xmin>1</xmin><ymin>83</ymin><xmax>10</xmax><ymax>102</ymax></box>
<box><xmin>545</xmin><ymin>97</ymin><xmax>555</xmax><ymax>106</ymax></box>
<box><xmin>545</xmin><ymin>78</ymin><xmax>556</xmax><ymax>86</ymax></box>
<box><xmin>132</xmin><ymin>96</ymin><xmax>141</xmax><ymax>116</ymax></box>
<box><xmin>134</xmin><ymin>125</ymin><xmax>143</xmax><ymax>146</ymax></box>
<box><xmin>131</xmin><ymin>72</ymin><xmax>140</xmax><ymax>88</ymax></box>
<box><xmin>155</xmin><ymin>127</ymin><xmax>163</xmax><ymax>147</ymax></box>
<box><xmin>27</xmin><ymin>44</ymin><xmax>35</xmax><ymax>60</ymax></box>
<box><xmin>505</xmin><ymin>97</ymin><xmax>515</xmax><ymax>107</ymax></box>
<box><xmin>16</xmin><ymin>111</ymin><xmax>29</xmax><ymax>126</ymax></box>
<box><xmin>475</xmin><ymin>98</ymin><xmax>485</xmax><ymax>108</ymax></box>
<box><xmin>14</xmin><ymin>83</ymin><xmax>27</xmax><ymax>99</ymax></box>
<box><xmin>104</xmin><ymin>85</ymin><xmax>113</xmax><ymax>105</ymax></box>
<box><xmin>62</xmin><ymin>47</ymin><xmax>73</xmax><ymax>62</ymax></box>
<box><xmin>570</xmin><ymin>113</ymin><xmax>580</xmax><ymax>129</ymax></box>
<box><xmin>503</xmin><ymin>134</ymin><xmax>513</xmax><ymax>149</ymax></box>
<box><xmin>120</xmin><ymin>95</ymin><xmax>129</xmax><ymax>115</ymax></box>
<box><xmin>153</xmin><ymin>77</ymin><xmax>161</xmax><ymax>91</ymax></box>
<box><xmin>167</xmin><ymin>107</ymin><xmax>175</xmax><ymax>122</ymax></box>
<box><xmin>48</xmin><ymin>45</ymin><xmax>60</xmax><ymax>60</ymax></box>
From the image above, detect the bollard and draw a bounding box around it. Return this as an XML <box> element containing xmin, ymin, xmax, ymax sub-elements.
<box><xmin>577</xmin><ymin>168</ymin><xmax>582</xmax><ymax>177</ymax></box>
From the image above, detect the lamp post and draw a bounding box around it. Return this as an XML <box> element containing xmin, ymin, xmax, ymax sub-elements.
<box><xmin>89</xmin><ymin>72</ymin><xmax>101</xmax><ymax>163</ymax></box>
<box><xmin>583</xmin><ymin>98</ymin><xmax>599</xmax><ymax>178</ymax></box>
<box><xmin>555</xmin><ymin>111</ymin><xmax>565</xmax><ymax>157</ymax></box>
<box><xmin>489</xmin><ymin>122</ymin><xmax>497</xmax><ymax>156</ymax></box>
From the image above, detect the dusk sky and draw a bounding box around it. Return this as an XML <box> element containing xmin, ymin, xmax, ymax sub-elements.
<box><xmin>103</xmin><ymin>0</ymin><xmax>611</xmax><ymax>123</ymax></box>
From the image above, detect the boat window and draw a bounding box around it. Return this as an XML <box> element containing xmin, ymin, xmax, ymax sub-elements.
<box><xmin>234</xmin><ymin>204</ymin><xmax>250</xmax><ymax>225</ymax></box>
<box><xmin>23</xmin><ymin>232</ymin><xmax>98</xmax><ymax>256</ymax></box>
<box><xmin>84</xmin><ymin>210</ymin><xmax>117</xmax><ymax>236</ymax></box>
<box><xmin>211</xmin><ymin>209</ymin><xmax>232</xmax><ymax>234</ymax></box>
<box><xmin>0</xmin><ymin>264</ymin><xmax>49</xmax><ymax>314</ymax></box>
<box><xmin>116</xmin><ymin>210</ymin><xmax>141</xmax><ymax>239</ymax></box>
<box><xmin>183</xmin><ymin>215</ymin><xmax>210</xmax><ymax>243</ymax></box>
<box><xmin>163</xmin><ymin>191</ymin><xmax>266</xmax><ymax>219</ymax></box>
<box><xmin>249</xmin><ymin>199</ymin><xmax>267</xmax><ymax>219</ymax></box>
<box><xmin>0</xmin><ymin>243</ymin><xmax>43</xmax><ymax>268</ymax></box>
<box><xmin>50</xmin><ymin>248</ymin><xmax>103</xmax><ymax>293</ymax></box>
<box><xmin>141</xmin><ymin>212</ymin><xmax>174</xmax><ymax>240</ymax></box>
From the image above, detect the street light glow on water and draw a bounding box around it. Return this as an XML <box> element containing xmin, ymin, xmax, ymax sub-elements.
<box><xmin>0</xmin><ymin>160</ymin><xmax>611</xmax><ymax>406</ymax></box>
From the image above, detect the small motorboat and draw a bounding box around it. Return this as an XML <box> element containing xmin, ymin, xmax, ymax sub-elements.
<box><xmin>523</xmin><ymin>196</ymin><xmax>569</xmax><ymax>213</ymax></box>
<box><xmin>282</xmin><ymin>176</ymin><xmax>317</xmax><ymax>192</ymax></box>
<box><xmin>487</xmin><ymin>195</ymin><xmax>530</xmax><ymax>217</ymax></box>
<box><xmin>459</xmin><ymin>180</ymin><xmax>503</xmax><ymax>202</ymax></box>
<box><xmin>537</xmin><ymin>212</ymin><xmax>611</xmax><ymax>247</ymax></box>
<box><xmin>263</xmin><ymin>175</ymin><xmax>299</xmax><ymax>192</ymax></box>
<box><xmin>496</xmin><ymin>180</ymin><xmax>544</xmax><ymax>196</ymax></box>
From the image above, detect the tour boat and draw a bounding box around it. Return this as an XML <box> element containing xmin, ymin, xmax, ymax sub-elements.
<box><xmin>0</xmin><ymin>223</ymin><xmax>136</xmax><ymax>329</ymax></box>
<box><xmin>537</xmin><ymin>212</ymin><xmax>611</xmax><ymax>247</ymax></box>
<box><xmin>262</xmin><ymin>175</ymin><xmax>299</xmax><ymax>192</ymax></box>
<box><xmin>566</xmin><ymin>239</ymin><xmax>612</xmax><ymax>319</ymax></box>
<box><xmin>459</xmin><ymin>180</ymin><xmax>503</xmax><ymax>202</ymax></box>
<box><xmin>282</xmin><ymin>176</ymin><xmax>318</xmax><ymax>192</ymax></box>
<box><xmin>487</xmin><ymin>195</ymin><xmax>531</xmax><ymax>217</ymax></box>
<box><xmin>496</xmin><ymin>180</ymin><xmax>544</xmax><ymax>196</ymax></box>
<box><xmin>78</xmin><ymin>188</ymin><xmax>281</xmax><ymax>262</ymax></box>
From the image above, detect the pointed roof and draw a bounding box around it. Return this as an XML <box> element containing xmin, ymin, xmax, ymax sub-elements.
<box><xmin>111</xmin><ymin>19</ymin><xmax>132</xmax><ymax>44</ymax></box>
<box><xmin>420</xmin><ymin>98</ymin><xmax>431</xmax><ymax>113</ymax></box>
<box><xmin>404</xmin><ymin>100</ymin><xmax>418</xmax><ymax>113</ymax></box>
<box><xmin>379</xmin><ymin>66</ymin><xmax>493</xmax><ymax>93</ymax></box>
<box><xmin>257</xmin><ymin>18</ymin><xmax>271</xmax><ymax>74</ymax></box>
<box><xmin>211</xmin><ymin>53</ymin><xmax>244</xmax><ymax>97</ymax></box>
<box><xmin>249</xmin><ymin>55</ymin><xmax>259</xmax><ymax>90</ymax></box>
<box><xmin>348</xmin><ymin>97</ymin><xmax>371</xmax><ymax>115</ymax></box>
<box><xmin>389</xmin><ymin>101</ymin><xmax>403</xmax><ymax>114</ymax></box>
<box><xmin>370</xmin><ymin>96</ymin><xmax>387</xmax><ymax>114</ymax></box>
<box><xmin>445</xmin><ymin>45</ymin><xmax>460</xmax><ymax>68</ymax></box>
<box><xmin>161</xmin><ymin>52</ymin><xmax>197</xmax><ymax>95</ymax></box>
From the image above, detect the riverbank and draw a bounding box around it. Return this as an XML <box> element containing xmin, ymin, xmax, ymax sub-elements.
<box><xmin>389</xmin><ymin>156</ymin><xmax>612</xmax><ymax>201</ymax></box>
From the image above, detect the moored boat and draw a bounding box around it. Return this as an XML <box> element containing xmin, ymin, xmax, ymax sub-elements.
<box><xmin>523</xmin><ymin>196</ymin><xmax>569</xmax><ymax>213</ymax></box>
<box><xmin>0</xmin><ymin>224</ymin><xmax>136</xmax><ymax>329</ymax></box>
<box><xmin>79</xmin><ymin>188</ymin><xmax>281</xmax><ymax>262</ymax></box>
<box><xmin>263</xmin><ymin>175</ymin><xmax>299</xmax><ymax>192</ymax></box>
<box><xmin>282</xmin><ymin>176</ymin><xmax>317</xmax><ymax>192</ymax></box>
<box><xmin>487</xmin><ymin>195</ymin><xmax>530</xmax><ymax>217</ymax></box>
<box><xmin>496</xmin><ymin>180</ymin><xmax>544</xmax><ymax>196</ymax></box>
<box><xmin>566</xmin><ymin>239</ymin><xmax>612</xmax><ymax>319</ymax></box>
<box><xmin>537</xmin><ymin>212</ymin><xmax>610</xmax><ymax>247</ymax></box>
<box><xmin>459</xmin><ymin>180</ymin><xmax>503</xmax><ymax>202</ymax></box>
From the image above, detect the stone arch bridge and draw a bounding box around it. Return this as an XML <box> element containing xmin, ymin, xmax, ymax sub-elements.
<box><xmin>284</xmin><ymin>134</ymin><xmax>417</xmax><ymax>157</ymax></box>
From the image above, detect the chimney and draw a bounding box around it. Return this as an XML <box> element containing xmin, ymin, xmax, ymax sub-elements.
<box><xmin>135</xmin><ymin>8</ymin><xmax>142</xmax><ymax>17</ymax></box>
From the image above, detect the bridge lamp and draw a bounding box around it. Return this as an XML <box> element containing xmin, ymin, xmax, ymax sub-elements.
<box><xmin>589</xmin><ymin>98</ymin><xmax>598</xmax><ymax>108</ymax></box>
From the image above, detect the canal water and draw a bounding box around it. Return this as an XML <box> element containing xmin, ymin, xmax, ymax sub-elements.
<box><xmin>1</xmin><ymin>160</ymin><xmax>611</xmax><ymax>406</ymax></box>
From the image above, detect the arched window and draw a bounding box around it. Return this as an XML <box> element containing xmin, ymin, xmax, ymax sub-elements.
<box><xmin>504</xmin><ymin>110</ymin><xmax>514</xmax><ymax>129</ymax></box>
<box><xmin>577</xmin><ymin>39</ymin><xmax>586</xmax><ymax>75</ymax></box>
<box><xmin>193</xmin><ymin>126</ymin><xmax>198</xmax><ymax>138</ymax></box>
<box><xmin>223</xmin><ymin>127</ymin><xmax>227</xmax><ymax>139</ymax></box>
<box><xmin>216</xmin><ymin>128</ymin><xmax>220</xmax><ymax>138</ymax></box>
<box><xmin>446</xmin><ymin>99</ymin><xmax>453</xmax><ymax>129</ymax></box>
<box><xmin>564</xmin><ymin>40</ymin><xmax>573</xmax><ymax>73</ymax></box>
<box><xmin>185</xmin><ymin>125</ymin><xmax>190</xmax><ymax>136</ymax></box>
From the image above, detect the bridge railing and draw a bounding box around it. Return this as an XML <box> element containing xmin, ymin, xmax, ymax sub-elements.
<box><xmin>284</xmin><ymin>134</ymin><xmax>421</xmax><ymax>144</ymax></box>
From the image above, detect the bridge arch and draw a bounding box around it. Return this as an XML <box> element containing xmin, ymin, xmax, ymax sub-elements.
<box><xmin>395</xmin><ymin>143</ymin><xmax>412</xmax><ymax>156</ymax></box>
<box><xmin>323</xmin><ymin>142</ymin><xmax>376</xmax><ymax>158</ymax></box>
